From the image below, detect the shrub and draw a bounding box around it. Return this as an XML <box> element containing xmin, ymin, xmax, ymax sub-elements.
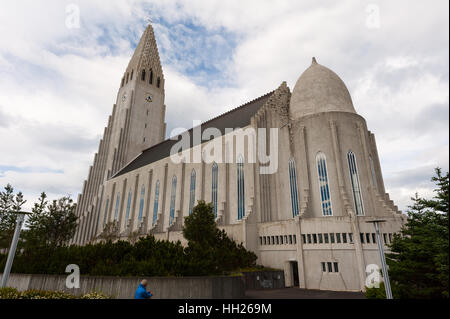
<box><xmin>0</xmin><ymin>287</ymin><xmax>21</xmax><ymax>299</ymax></box>
<box><xmin>0</xmin><ymin>202</ymin><xmax>258</xmax><ymax>278</ymax></box>
<box><xmin>0</xmin><ymin>287</ymin><xmax>110</xmax><ymax>299</ymax></box>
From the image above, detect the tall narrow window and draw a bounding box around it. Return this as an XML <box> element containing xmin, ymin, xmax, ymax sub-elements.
<box><xmin>149</xmin><ymin>69</ymin><xmax>154</xmax><ymax>85</ymax></box>
<box><xmin>103</xmin><ymin>198</ymin><xmax>109</xmax><ymax>226</ymax></box>
<box><xmin>125</xmin><ymin>191</ymin><xmax>132</xmax><ymax>221</ymax></box>
<box><xmin>126</xmin><ymin>73</ymin><xmax>129</xmax><ymax>83</ymax></box>
<box><xmin>130</xmin><ymin>70</ymin><xmax>134</xmax><ymax>81</ymax></box>
<box><xmin>369</xmin><ymin>156</ymin><xmax>378</xmax><ymax>190</ymax></box>
<box><xmin>152</xmin><ymin>181</ymin><xmax>160</xmax><ymax>225</ymax></box>
<box><xmin>157</xmin><ymin>77</ymin><xmax>161</xmax><ymax>88</ymax></box>
<box><xmin>212</xmin><ymin>163</ymin><xmax>218</xmax><ymax>217</ymax></box>
<box><xmin>237</xmin><ymin>155</ymin><xmax>245</xmax><ymax>220</ymax></box>
<box><xmin>189</xmin><ymin>170</ymin><xmax>196</xmax><ymax>215</ymax></box>
<box><xmin>316</xmin><ymin>152</ymin><xmax>333</xmax><ymax>216</ymax></box>
<box><xmin>347</xmin><ymin>151</ymin><xmax>364</xmax><ymax>216</ymax></box>
<box><xmin>169</xmin><ymin>176</ymin><xmax>177</xmax><ymax>225</ymax></box>
<box><xmin>114</xmin><ymin>193</ymin><xmax>121</xmax><ymax>221</ymax></box>
<box><xmin>289</xmin><ymin>159</ymin><xmax>300</xmax><ymax>217</ymax></box>
<box><xmin>141</xmin><ymin>69</ymin><xmax>146</xmax><ymax>81</ymax></box>
<box><xmin>138</xmin><ymin>185</ymin><xmax>145</xmax><ymax>222</ymax></box>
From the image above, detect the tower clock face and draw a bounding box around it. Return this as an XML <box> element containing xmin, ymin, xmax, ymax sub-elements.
<box><xmin>145</xmin><ymin>94</ymin><xmax>153</xmax><ymax>103</ymax></box>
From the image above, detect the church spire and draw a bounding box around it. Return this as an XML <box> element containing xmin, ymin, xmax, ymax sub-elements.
<box><xmin>126</xmin><ymin>24</ymin><xmax>163</xmax><ymax>78</ymax></box>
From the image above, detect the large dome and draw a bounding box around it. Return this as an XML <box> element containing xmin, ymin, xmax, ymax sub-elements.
<box><xmin>290</xmin><ymin>58</ymin><xmax>356</xmax><ymax>119</ymax></box>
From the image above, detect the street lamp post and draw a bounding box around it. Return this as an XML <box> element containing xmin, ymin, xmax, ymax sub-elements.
<box><xmin>366</xmin><ymin>219</ymin><xmax>393</xmax><ymax>299</ymax></box>
<box><xmin>1</xmin><ymin>212</ymin><xmax>31</xmax><ymax>288</ymax></box>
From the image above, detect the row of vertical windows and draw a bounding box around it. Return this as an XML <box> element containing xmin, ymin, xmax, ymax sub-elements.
<box><xmin>121</xmin><ymin>69</ymin><xmax>161</xmax><ymax>88</ymax></box>
<box><xmin>322</xmin><ymin>262</ymin><xmax>339</xmax><ymax>273</ymax></box>
<box><xmin>260</xmin><ymin>235</ymin><xmax>297</xmax><ymax>246</ymax></box>
<box><xmin>237</xmin><ymin>156</ymin><xmax>245</xmax><ymax>220</ymax></box>
<box><xmin>302</xmin><ymin>233</ymin><xmax>354</xmax><ymax>245</ymax></box>
<box><xmin>104</xmin><ymin>150</ymin><xmax>372</xmax><ymax>227</ymax></box>
<box><xmin>360</xmin><ymin>232</ymin><xmax>394</xmax><ymax>245</ymax></box>
<box><xmin>316</xmin><ymin>151</ymin><xmax>369</xmax><ymax>217</ymax></box>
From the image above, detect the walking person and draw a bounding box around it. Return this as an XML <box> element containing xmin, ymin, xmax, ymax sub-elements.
<box><xmin>134</xmin><ymin>279</ymin><xmax>153</xmax><ymax>299</ymax></box>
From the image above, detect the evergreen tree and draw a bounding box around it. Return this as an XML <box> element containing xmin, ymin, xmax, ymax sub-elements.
<box><xmin>387</xmin><ymin>168</ymin><xmax>449</xmax><ymax>299</ymax></box>
<box><xmin>0</xmin><ymin>185</ymin><xmax>26</xmax><ymax>250</ymax></box>
<box><xmin>24</xmin><ymin>194</ymin><xmax>77</xmax><ymax>248</ymax></box>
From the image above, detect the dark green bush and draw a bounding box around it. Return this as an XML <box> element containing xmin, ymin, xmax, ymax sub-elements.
<box><xmin>0</xmin><ymin>202</ymin><xmax>257</xmax><ymax>277</ymax></box>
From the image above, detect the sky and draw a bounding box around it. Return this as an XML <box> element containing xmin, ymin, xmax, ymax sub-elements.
<box><xmin>0</xmin><ymin>0</ymin><xmax>448</xmax><ymax>212</ymax></box>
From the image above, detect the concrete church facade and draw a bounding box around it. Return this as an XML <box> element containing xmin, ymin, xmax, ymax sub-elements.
<box><xmin>72</xmin><ymin>24</ymin><xmax>405</xmax><ymax>292</ymax></box>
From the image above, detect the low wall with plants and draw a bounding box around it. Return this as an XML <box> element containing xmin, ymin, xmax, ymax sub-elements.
<box><xmin>1</xmin><ymin>273</ymin><xmax>245</xmax><ymax>299</ymax></box>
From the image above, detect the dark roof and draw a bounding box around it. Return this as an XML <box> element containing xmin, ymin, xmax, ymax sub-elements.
<box><xmin>113</xmin><ymin>91</ymin><xmax>274</xmax><ymax>178</ymax></box>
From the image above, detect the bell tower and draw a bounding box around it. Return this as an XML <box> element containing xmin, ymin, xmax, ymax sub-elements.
<box><xmin>107</xmin><ymin>23</ymin><xmax>167</xmax><ymax>178</ymax></box>
<box><xmin>72</xmin><ymin>24</ymin><xmax>167</xmax><ymax>245</ymax></box>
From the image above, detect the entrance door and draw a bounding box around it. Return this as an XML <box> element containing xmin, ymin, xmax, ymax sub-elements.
<box><xmin>291</xmin><ymin>261</ymin><xmax>299</xmax><ymax>287</ymax></box>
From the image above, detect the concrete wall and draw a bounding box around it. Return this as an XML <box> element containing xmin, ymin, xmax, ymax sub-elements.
<box><xmin>0</xmin><ymin>274</ymin><xmax>245</xmax><ymax>299</ymax></box>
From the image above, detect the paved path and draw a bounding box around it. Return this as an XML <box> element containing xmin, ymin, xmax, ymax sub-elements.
<box><xmin>246</xmin><ymin>288</ymin><xmax>366</xmax><ymax>299</ymax></box>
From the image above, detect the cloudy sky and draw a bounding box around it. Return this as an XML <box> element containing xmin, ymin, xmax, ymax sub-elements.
<box><xmin>0</xmin><ymin>0</ymin><xmax>448</xmax><ymax>212</ymax></box>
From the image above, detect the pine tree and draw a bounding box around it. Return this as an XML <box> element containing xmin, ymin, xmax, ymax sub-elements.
<box><xmin>387</xmin><ymin>168</ymin><xmax>449</xmax><ymax>299</ymax></box>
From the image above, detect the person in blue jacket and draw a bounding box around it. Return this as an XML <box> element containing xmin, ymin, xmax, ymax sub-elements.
<box><xmin>134</xmin><ymin>279</ymin><xmax>153</xmax><ymax>299</ymax></box>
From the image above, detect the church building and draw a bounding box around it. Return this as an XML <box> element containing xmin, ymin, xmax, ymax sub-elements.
<box><xmin>72</xmin><ymin>24</ymin><xmax>405</xmax><ymax>292</ymax></box>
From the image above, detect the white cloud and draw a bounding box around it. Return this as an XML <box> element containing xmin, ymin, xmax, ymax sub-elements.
<box><xmin>0</xmin><ymin>0</ymin><xmax>448</xmax><ymax>212</ymax></box>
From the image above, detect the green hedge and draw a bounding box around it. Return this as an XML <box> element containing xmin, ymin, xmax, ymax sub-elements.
<box><xmin>0</xmin><ymin>287</ymin><xmax>110</xmax><ymax>299</ymax></box>
<box><xmin>0</xmin><ymin>234</ymin><xmax>257</xmax><ymax>277</ymax></box>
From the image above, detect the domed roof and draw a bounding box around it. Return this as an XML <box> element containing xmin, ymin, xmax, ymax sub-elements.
<box><xmin>290</xmin><ymin>58</ymin><xmax>356</xmax><ymax>119</ymax></box>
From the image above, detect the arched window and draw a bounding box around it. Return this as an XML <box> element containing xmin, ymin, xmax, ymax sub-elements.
<box><xmin>212</xmin><ymin>163</ymin><xmax>218</xmax><ymax>217</ymax></box>
<box><xmin>126</xmin><ymin>73</ymin><xmax>129</xmax><ymax>84</ymax></box>
<box><xmin>125</xmin><ymin>191</ymin><xmax>132</xmax><ymax>221</ymax></box>
<box><xmin>289</xmin><ymin>159</ymin><xmax>300</xmax><ymax>217</ymax></box>
<box><xmin>237</xmin><ymin>156</ymin><xmax>245</xmax><ymax>220</ymax></box>
<box><xmin>114</xmin><ymin>193</ymin><xmax>121</xmax><ymax>221</ymax></box>
<box><xmin>157</xmin><ymin>77</ymin><xmax>161</xmax><ymax>88</ymax></box>
<box><xmin>347</xmin><ymin>151</ymin><xmax>365</xmax><ymax>216</ymax></box>
<box><xmin>141</xmin><ymin>69</ymin><xmax>146</xmax><ymax>81</ymax></box>
<box><xmin>152</xmin><ymin>180</ymin><xmax>160</xmax><ymax>225</ymax></box>
<box><xmin>149</xmin><ymin>69</ymin><xmax>154</xmax><ymax>85</ymax></box>
<box><xmin>169</xmin><ymin>176</ymin><xmax>177</xmax><ymax>225</ymax></box>
<box><xmin>189</xmin><ymin>170</ymin><xmax>196</xmax><ymax>215</ymax></box>
<box><xmin>316</xmin><ymin>152</ymin><xmax>333</xmax><ymax>216</ymax></box>
<box><xmin>103</xmin><ymin>197</ymin><xmax>109</xmax><ymax>226</ymax></box>
<box><xmin>138</xmin><ymin>185</ymin><xmax>145</xmax><ymax>222</ymax></box>
<box><xmin>121</xmin><ymin>78</ymin><xmax>125</xmax><ymax>87</ymax></box>
<box><xmin>369</xmin><ymin>156</ymin><xmax>378</xmax><ymax>190</ymax></box>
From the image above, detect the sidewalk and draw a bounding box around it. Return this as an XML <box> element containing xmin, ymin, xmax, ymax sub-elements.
<box><xmin>246</xmin><ymin>287</ymin><xmax>366</xmax><ymax>299</ymax></box>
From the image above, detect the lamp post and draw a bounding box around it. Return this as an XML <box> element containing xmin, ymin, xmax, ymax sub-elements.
<box><xmin>366</xmin><ymin>219</ymin><xmax>393</xmax><ymax>299</ymax></box>
<box><xmin>1</xmin><ymin>212</ymin><xmax>31</xmax><ymax>288</ymax></box>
